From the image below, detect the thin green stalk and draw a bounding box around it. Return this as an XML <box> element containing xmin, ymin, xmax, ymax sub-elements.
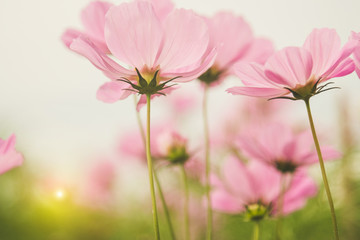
<box><xmin>146</xmin><ymin>94</ymin><xmax>160</xmax><ymax>240</ymax></box>
<box><xmin>134</xmin><ymin>95</ymin><xmax>146</xmax><ymax>145</ymax></box>
<box><xmin>134</xmin><ymin>94</ymin><xmax>175</xmax><ymax>239</ymax></box>
<box><xmin>304</xmin><ymin>99</ymin><xmax>339</xmax><ymax>240</ymax></box>
<box><xmin>181</xmin><ymin>165</ymin><xmax>190</xmax><ymax>240</ymax></box>
<box><xmin>154</xmin><ymin>171</ymin><xmax>177</xmax><ymax>240</ymax></box>
<box><xmin>203</xmin><ymin>86</ymin><xmax>212</xmax><ymax>240</ymax></box>
<box><xmin>253</xmin><ymin>221</ymin><xmax>260</xmax><ymax>240</ymax></box>
<box><xmin>276</xmin><ymin>173</ymin><xmax>287</xmax><ymax>240</ymax></box>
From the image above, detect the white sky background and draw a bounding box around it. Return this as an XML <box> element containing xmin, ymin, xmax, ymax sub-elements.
<box><xmin>1</xmin><ymin>0</ymin><xmax>360</xmax><ymax>182</ymax></box>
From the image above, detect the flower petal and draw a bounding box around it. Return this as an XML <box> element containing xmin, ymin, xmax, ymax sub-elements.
<box><xmin>300</xmin><ymin>146</ymin><xmax>341</xmax><ymax>165</ymax></box>
<box><xmin>303</xmin><ymin>28</ymin><xmax>356</xmax><ymax>80</ymax></box>
<box><xmin>155</xmin><ymin>9</ymin><xmax>209</xmax><ymax>71</ymax></box>
<box><xmin>354</xmin><ymin>47</ymin><xmax>360</xmax><ymax>78</ymax></box>
<box><xmin>96</xmin><ymin>81</ymin><xmax>132</xmax><ymax>103</ymax></box>
<box><xmin>234</xmin><ymin>63</ymin><xmax>277</xmax><ymax>87</ymax></box>
<box><xmin>61</xmin><ymin>29</ymin><xmax>82</xmax><ymax>49</ymax></box>
<box><xmin>239</xmin><ymin>38</ymin><xmax>274</xmax><ymax>65</ymax></box>
<box><xmin>105</xmin><ymin>1</ymin><xmax>163</xmax><ymax>69</ymax></box>
<box><xmin>206</xmin><ymin>12</ymin><xmax>253</xmax><ymax>69</ymax></box>
<box><xmin>141</xmin><ymin>0</ymin><xmax>174</xmax><ymax>21</ymax></box>
<box><xmin>211</xmin><ymin>188</ymin><xmax>244</xmax><ymax>213</ymax></box>
<box><xmin>70</xmin><ymin>36</ymin><xmax>134</xmax><ymax>79</ymax></box>
<box><xmin>326</xmin><ymin>58</ymin><xmax>355</xmax><ymax>79</ymax></box>
<box><xmin>281</xmin><ymin>172</ymin><xmax>317</xmax><ymax>215</ymax></box>
<box><xmin>81</xmin><ymin>1</ymin><xmax>113</xmax><ymax>52</ymax></box>
<box><xmin>161</xmin><ymin>48</ymin><xmax>216</xmax><ymax>82</ymax></box>
<box><xmin>227</xmin><ymin>86</ymin><xmax>289</xmax><ymax>98</ymax></box>
<box><xmin>223</xmin><ymin>157</ymin><xmax>256</xmax><ymax>202</ymax></box>
<box><xmin>303</xmin><ymin>28</ymin><xmax>342</xmax><ymax>77</ymax></box>
<box><xmin>0</xmin><ymin>135</ymin><xmax>23</xmax><ymax>175</ymax></box>
<box><xmin>265</xmin><ymin>47</ymin><xmax>313</xmax><ymax>87</ymax></box>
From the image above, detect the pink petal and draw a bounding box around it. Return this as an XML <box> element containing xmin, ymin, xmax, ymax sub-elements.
<box><xmin>249</xmin><ymin>162</ymin><xmax>281</xmax><ymax>203</ymax></box>
<box><xmin>304</xmin><ymin>28</ymin><xmax>356</xmax><ymax>79</ymax></box>
<box><xmin>81</xmin><ymin>1</ymin><xmax>113</xmax><ymax>53</ymax></box>
<box><xmin>354</xmin><ymin>47</ymin><xmax>360</xmax><ymax>78</ymax></box>
<box><xmin>281</xmin><ymin>172</ymin><xmax>317</xmax><ymax>215</ymax></box>
<box><xmin>301</xmin><ymin>146</ymin><xmax>341</xmax><ymax>165</ymax></box>
<box><xmin>0</xmin><ymin>135</ymin><xmax>23</xmax><ymax>175</ymax></box>
<box><xmin>326</xmin><ymin>58</ymin><xmax>355</xmax><ymax>79</ymax></box>
<box><xmin>239</xmin><ymin>38</ymin><xmax>275</xmax><ymax>65</ymax></box>
<box><xmin>227</xmin><ymin>86</ymin><xmax>289</xmax><ymax>98</ymax></box>
<box><xmin>105</xmin><ymin>1</ymin><xmax>163</xmax><ymax>69</ymax></box>
<box><xmin>234</xmin><ymin>63</ymin><xmax>274</xmax><ymax>87</ymax></box>
<box><xmin>303</xmin><ymin>28</ymin><xmax>342</xmax><ymax>77</ymax></box>
<box><xmin>206</xmin><ymin>12</ymin><xmax>253</xmax><ymax>69</ymax></box>
<box><xmin>260</xmin><ymin>123</ymin><xmax>293</xmax><ymax>160</ymax></box>
<box><xmin>237</xmin><ymin>133</ymin><xmax>273</xmax><ymax>162</ymax></box>
<box><xmin>286</xmin><ymin>131</ymin><xmax>313</xmax><ymax>164</ymax></box>
<box><xmin>61</xmin><ymin>29</ymin><xmax>82</xmax><ymax>49</ymax></box>
<box><xmin>265</xmin><ymin>47</ymin><xmax>313</xmax><ymax>87</ymax></box>
<box><xmin>211</xmin><ymin>189</ymin><xmax>244</xmax><ymax>213</ymax></box>
<box><xmin>223</xmin><ymin>157</ymin><xmax>256</xmax><ymax>202</ymax></box>
<box><xmin>323</xmin><ymin>38</ymin><xmax>357</xmax><ymax>79</ymax></box>
<box><xmin>70</xmin><ymin>36</ymin><xmax>134</xmax><ymax>79</ymax></box>
<box><xmin>351</xmin><ymin>31</ymin><xmax>360</xmax><ymax>78</ymax></box>
<box><xmin>96</xmin><ymin>81</ymin><xmax>132</xmax><ymax>103</ymax></box>
<box><xmin>0</xmin><ymin>134</ymin><xmax>16</xmax><ymax>154</ymax></box>
<box><xmin>161</xmin><ymin>48</ymin><xmax>217</xmax><ymax>82</ymax></box>
<box><xmin>141</xmin><ymin>0</ymin><xmax>174</xmax><ymax>21</ymax></box>
<box><xmin>155</xmin><ymin>9</ymin><xmax>209</xmax><ymax>71</ymax></box>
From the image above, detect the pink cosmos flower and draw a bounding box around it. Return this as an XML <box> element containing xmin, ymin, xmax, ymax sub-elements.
<box><xmin>62</xmin><ymin>1</ymin><xmax>113</xmax><ymax>53</ymax></box>
<box><xmin>211</xmin><ymin>157</ymin><xmax>317</xmax><ymax>218</ymax></box>
<box><xmin>236</xmin><ymin>122</ymin><xmax>341</xmax><ymax>173</ymax></box>
<box><xmin>227</xmin><ymin>28</ymin><xmax>356</xmax><ymax>100</ymax></box>
<box><xmin>198</xmin><ymin>12</ymin><xmax>273</xmax><ymax>86</ymax></box>
<box><xmin>67</xmin><ymin>1</ymin><xmax>215</xmax><ymax>105</ymax></box>
<box><xmin>0</xmin><ymin>134</ymin><xmax>23</xmax><ymax>174</ymax></box>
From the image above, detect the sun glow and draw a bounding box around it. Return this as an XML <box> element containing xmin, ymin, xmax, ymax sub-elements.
<box><xmin>54</xmin><ymin>189</ymin><xmax>66</xmax><ymax>200</ymax></box>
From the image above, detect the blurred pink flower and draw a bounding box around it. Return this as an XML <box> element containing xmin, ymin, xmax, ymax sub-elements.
<box><xmin>82</xmin><ymin>160</ymin><xmax>116</xmax><ymax>207</ymax></box>
<box><xmin>198</xmin><ymin>12</ymin><xmax>273</xmax><ymax>86</ymax></box>
<box><xmin>67</xmin><ymin>1</ymin><xmax>215</xmax><ymax>104</ymax></box>
<box><xmin>118</xmin><ymin>123</ymin><xmax>203</xmax><ymax>177</ymax></box>
<box><xmin>118</xmin><ymin>123</ymin><xmax>173</xmax><ymax>162</ymax></box>
<box><xmin>211</xmin><ymin>157</ymin><xmax>317</xmax><ymax>218</ymax></box>
<box><xmin>236</xmin><ymin>123</ymin><xmax>341</xmax><ymax>173</ymax></box>
<box><xmin>0</xmin><ymin>134</ymin><xmax>23</xmax><ymax>174</ymax></box>
<box><xmin>211</xmin><ymin>98</ymin><xmax>288</xmax><ymax>153</ymax></box>
<box><xmin>228</xmin><ymin>28</ymin><xmax>356</xmax><ymax>99</ymax></box>
<box><xmin>62</xmin><ymin>1</ymin><xmax>113</xmax><ymax>53</ymax></box>
<box><xmin>167</xmin><ymin>86</ymin><xmax>198</xmax><ymax>114</ymax></box>
<box><xmin>350</xmin><ymin>31</ymin><xmax>360</xmax><ymax>78</ymax></box>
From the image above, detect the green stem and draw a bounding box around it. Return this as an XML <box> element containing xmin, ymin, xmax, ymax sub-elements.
<box><xmin>203</xmin><ymin>86</ymin><xmax>212</xmax><ymax>240</ymax></box>
<box><xmin>133</xmin><ymin>94</ymin><xmax>176</xmax><ymax>240</ymax></box>
<box><xmin>275</xmin><ymin>174</ymin><xmax>287</xmax><ymax>240</ymax></box>
<box><xmin>304</xmin><ymin>99</ymin><xmax>339</xmax><ymax>240</ymax></box>
<box><xmin>134</xmin><ymin>94</ymin><xmax>146</xmax><ymax>146</ymax></box>
<box><xmin>146</xmin><ymin>94</ymin><xmax>160</xmax><ymax>240</ymax></box>
<box><xmin>181</xmin><ymin>165</ymin><xmax>190</xmax><ymax>240</ymax></box>
<box><xmin>154</xmin><ymin>171</ymin><xmax>177</xmax><ymax>240</ymax></box>
<box><xmin>253</xmin><ymin>221</ymin><xmax>260</xmax><ymax>240</ymax></box>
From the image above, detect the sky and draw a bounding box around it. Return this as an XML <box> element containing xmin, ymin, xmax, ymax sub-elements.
<box><xmin>1</xmin><ymin>0</ymin><xmax>360</xmax><ymax>181</ymax></box>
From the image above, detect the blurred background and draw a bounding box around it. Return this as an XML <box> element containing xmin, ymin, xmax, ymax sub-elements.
<box><xmin>1</xmin><ymin>0</ymin><xmax>360</xmax><ymax>239</ymax></box>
